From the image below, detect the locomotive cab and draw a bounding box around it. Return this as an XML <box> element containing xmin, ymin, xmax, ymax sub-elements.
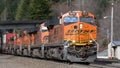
<box><xmin>41</xmin><ymin>11</ymin><xmax>97</xmax><ymax>62</ymax></box>
<box><xmin>40</xmin><ymin>23</ymin><xmax>49</xmax><ymax>43</ymax></box>
<box><xmin>61</xmin><ymin>11</ymin><xmax>97</xmax><ymax>46</ymax></box>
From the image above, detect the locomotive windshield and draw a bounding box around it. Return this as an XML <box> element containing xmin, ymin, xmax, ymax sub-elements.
<box><xmin>64</xmin><ymin>16</ymin><xmax>78</xmax><ymax>23</ymax></box>
<box><xmin>42</xmin><ymin>26</ymin><xmax>48</xmax><ymax>32</ymax></box>
<box><xmin>80</xmin><ymin>17</ymin><xmax>93</xmax><ymax>24</ymax></box>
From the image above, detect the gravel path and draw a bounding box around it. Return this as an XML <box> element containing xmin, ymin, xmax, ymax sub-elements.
<box><xmin>0</xmin><ymin>54</ymin><xmax>119</xmax><ymax>68</ymax></box>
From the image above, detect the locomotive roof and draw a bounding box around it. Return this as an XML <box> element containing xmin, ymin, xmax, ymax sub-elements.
<box><xmin>0</xmin><ymin>20</ymin><xmax>46</xmax><ymax>29</ymax></box>
<box><xmin>0</xmin><ymin>20</ymin><xmax>45</xmax><ymax>25</ymax></box>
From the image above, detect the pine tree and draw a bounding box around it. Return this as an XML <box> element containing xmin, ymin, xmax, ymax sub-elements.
<box><xmin>0</xmin><ymin>0</ymin><xmax>5</xmax><ymax>14</ymax></box>
<box><xmin>0</xmin><ymin>0</ymin><xmax>19</xmax><ymax>20</ymax></box>
<box><xmin>28</xmin><ymin>0</ymin><xmax>52</xmax><ymax>20</ymax></box>
<box><xmin>7</xmin><ymin>0</ymin><xmax>20</xmax><ymax>20</ymax></box>
<box><xmin>15</xmin><ymin>0</ymin><xmax>30</xmax><ymax>20</ymax></box>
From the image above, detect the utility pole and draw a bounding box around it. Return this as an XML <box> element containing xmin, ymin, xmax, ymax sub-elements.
<box><xmin>67</xmin><ymin>0</ymin><xmax>69</xmax><ymax>11</ymax></box>
<box><xmin>111</xmin><ymin>2</ymin><xmax>114</xmax><ymax>43</ymax></box>
<box><xmin>108</xmin><ymin>0</ymin><xmax>114</xmax><ymax>59</ymax></box>
<box><xmin>82</xmin><ymin>0</ymin><xmax>84</xmax><ymax>11</ymax></box>
<box><xmin>69</xmin><ymin>0</ymin><xmax>72</xmax><ymax>12</ymax></box>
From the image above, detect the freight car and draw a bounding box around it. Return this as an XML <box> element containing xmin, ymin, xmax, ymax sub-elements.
<box><xmin>5</xmin><ymin>11</ymin><xmax>97</xmax><ymax>62</ymax></box>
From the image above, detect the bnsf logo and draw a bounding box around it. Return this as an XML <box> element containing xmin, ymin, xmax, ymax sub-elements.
<box><xmin>66</xmin><ymin>30</ymin><xmax>96</xmax><ymax>35</ymax></box>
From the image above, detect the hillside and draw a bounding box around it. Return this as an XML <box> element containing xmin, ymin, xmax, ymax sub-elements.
<box><xmin>98</xmin><ymin>2</ymin><xmax>120</xmax><ymax>50</ymax></box>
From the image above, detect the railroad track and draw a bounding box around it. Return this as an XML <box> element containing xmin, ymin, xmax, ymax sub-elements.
<box><xmin>90</xmin><ymin>63</ymin><xmax>119</xmax><ymax>68</ymax></box>
<box><xmin>1</xmin><ymin>54</ymin><xmax>120</xmax><ymax>68</ymax></box>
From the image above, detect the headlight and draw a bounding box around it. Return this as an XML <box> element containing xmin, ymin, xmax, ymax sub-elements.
<box><xmin>89</xmin><ymin>40</ymin><xmax>92</xmax><ymax>43</ymax></box>
<box><xmin>80</xmin><ymin>24</ymin><xmax>83</xmax><ymax>29</ymax></box>
<box><xmin>72</xmin><ymin>40</ymin><xmax>76</xmax><ymax>43</ymax></box>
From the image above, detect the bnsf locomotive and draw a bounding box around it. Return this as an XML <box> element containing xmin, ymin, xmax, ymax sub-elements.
<box><xmin>5</xmin><ymin>11</ymin><xmax>97</xmax><ymax>62</ymax></box>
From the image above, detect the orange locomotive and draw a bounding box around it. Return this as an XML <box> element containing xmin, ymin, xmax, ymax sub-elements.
<box><xmin>40</xmin><ymin>23</ymin><xmax>49</xmax><ymax>43</ymax></box>
<box><xmin>7</xmin><ymin>30</ymin><xmax>32</xmax><ymax>47</ymax></box>
<box><xmin>63</xmin><ymin>11</ymin><xmax>97</xmax><ymax>46</ymax></box>
<box><xmin>15</xmin><ymin>34</ymin><xmax>22</xmax><ymax>46</ymax></box>
<box><xmin>46</xmin><ymin>11</ymin><xmax>97</xmax><ymax>61</ymax></box>
<box><xmin>49</xmin><ymin>11</ymin><xmax>97</xmax><ymax>46</ymax></box>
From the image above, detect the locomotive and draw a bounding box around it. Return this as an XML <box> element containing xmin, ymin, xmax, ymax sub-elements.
<box><xmin>5</xmin><ymin>11</ymin><xmax>97</xmax><ymax>62</ymax></box>
<box><xmin>45</xmin><ymin>11</ymin><xmax>97</xmax><ymax>61</ymax></box>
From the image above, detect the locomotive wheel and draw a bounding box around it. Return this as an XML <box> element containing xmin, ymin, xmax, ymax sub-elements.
<box><xmin>46</xmin><ymin>49</ymin><xmax>52</xmax><ymax>59</ymax></box>
<box><xmin>57</xmin><ymin>49</ymin><xmax>63</xmax><ymax>60</ymax></box>
<box><xmin>79</xmin><ymin>48</ymin><xmax>89</xmax><ymax>61</ymax></box>
<box><xmin>16</xmin><ymin>49</ymin><xmax>21</xmax><ymax>55</ymax></box>
<box><xmin>32</xmin><ymin>49</ymin><xmax>41</xmax><ymax>58</ymax></box>
<box><xmin>68</xmin><ymin>47</ymin><xmax>89</xmax><ymax>61</ymax></box>
<box><xmin>11</xmin><ymin>49</ymin><xmax>15</xmax><ymax>55</ymax></box>
<box><xmin>79</xmin><ymin>48</ymin><xmax>87</xmax><ymax>57</ymax></box>
<box><xmin>23</xmin><ymin>49</ymin><xmax>28</xmax><ymax>56</ymax></box>
<box><xmin>46</xmin><ymin>48</ymin><xmax>63</xmax><ymax>60</ymax></box>
<box><xmin>79</xmin><ymin>51</ymin><xmax>86</xmax><ymax>58</ymax></box>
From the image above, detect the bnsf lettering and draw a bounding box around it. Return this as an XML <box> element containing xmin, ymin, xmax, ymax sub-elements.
<box><xmin>66</xmin><ymin>30</ymin><xmax>95</xmax><ymax>35</ymax></box>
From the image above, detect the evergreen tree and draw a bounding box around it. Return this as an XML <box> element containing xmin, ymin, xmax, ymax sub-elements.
<box><xmin>28</xmin><ymin>0</ymin><xmax>52</xmax><ymax>20</ymax></box>
<box><xmin>7</xmin><ymin>0</ymin><xmax>20</xmax><ymax>20</ymax></box>
<box><xmin>15</xmin><ymin>0</ymin><xmax>30</xmax><ymax>20</ymax></box>
<box><xmin>0</xmin><ymin>0</ymin><xmax>20</xmax><ymax>20</ymax></box>
<box><xmin>51</xmin><ymin>0</ymin><xmax>65</xmax><ymax>3</ymax></box>
<box><xmin>0</xmin><ymin>0</ymin><xmax>5</xmax><ymax>14</ymax></box>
